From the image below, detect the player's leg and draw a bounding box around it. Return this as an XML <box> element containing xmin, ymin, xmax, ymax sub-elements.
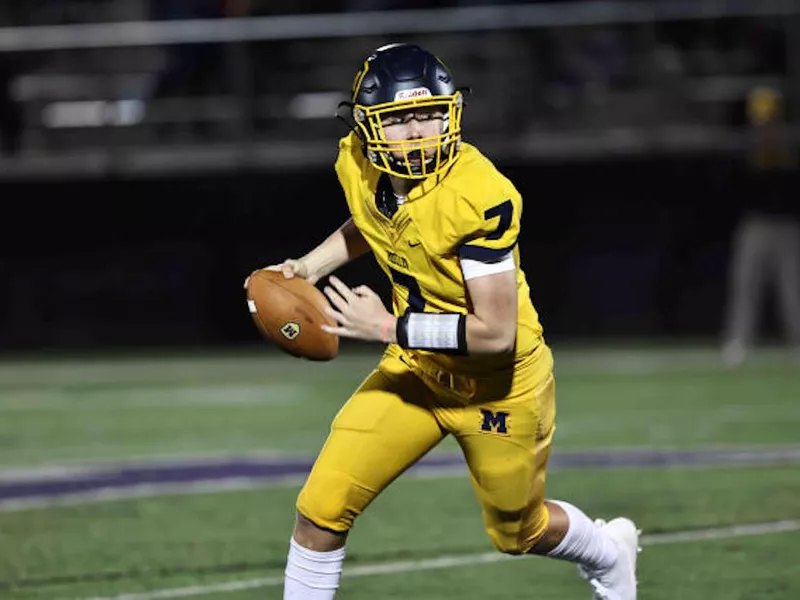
<box><xmin>452</xmin><ymin>364</ymin><xmax>638</xmax><ymax>599</ymax></box>
<box><xmin>284</xmin><ymin>352</ymin><xmax>445</xmax><ymax>599</ymax></box>
<box><xmin>723</xmin><ymin>214</ymin><xmax>769</xmax><ymax>365</ymax></box>
<box><xmin>775</xmin><ymin>221</ymin><xmax>800</xmax><ymax>347</ymax></box>
<box><xmin>536</xmin><ymin>502</ymin><xmax>639</xmax><ymax>600</ymax></box>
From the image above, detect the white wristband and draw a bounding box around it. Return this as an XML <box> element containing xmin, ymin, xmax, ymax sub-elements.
<box><xmin>396</xmin><ymin>313</ymin><xmax>467</xmax><ymax>353</ymax></box>
<box><xmin>407</xmin><ymin>313</ymin><xmax>460</xmax><ymax>349</ymax></box>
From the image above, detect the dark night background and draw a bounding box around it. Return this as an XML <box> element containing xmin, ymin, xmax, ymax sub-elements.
<box><xmin>0</xmin><ymin>0</ymin><xmax>797</xmax><ymax>355</ymax></box>
<box><xmin>2</xmin><ymin>151</ymin><xmax>789</xmax><ymax>352</ymax></box>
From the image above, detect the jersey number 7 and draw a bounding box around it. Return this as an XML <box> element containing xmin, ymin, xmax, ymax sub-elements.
<box><xmin>390</xmin><ymin>199</ymin><xmax>513</xmax><ymax>314</ymax></box>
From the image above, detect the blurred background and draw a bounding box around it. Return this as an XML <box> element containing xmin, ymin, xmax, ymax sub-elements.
<box><xmin>0</xmin><ymin>0</ymin><xmax>797</xmax><ymax>360</ymax></box>
<box><xmin>1</xmin><ymin>3</ymin><xmax>799</xmax><ymax>599</ymax></box>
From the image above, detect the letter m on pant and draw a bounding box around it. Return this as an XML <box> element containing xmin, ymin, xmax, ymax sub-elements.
<box><xmin>480</xmin><ymin>409</ymin><xmax>509</xmax><ymax>433</ymax></box>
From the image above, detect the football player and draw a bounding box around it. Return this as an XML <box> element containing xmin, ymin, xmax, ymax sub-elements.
<box><xmin>254</xmin><ymin>43</ymin><xmax>640</xmax><ymax>599</ymax></box>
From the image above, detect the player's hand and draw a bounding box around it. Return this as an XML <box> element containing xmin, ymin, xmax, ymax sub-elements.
<box><xmin>244</xmin><ymin>259</ymin><xmax>318</xmax><ymax>289</ymax></box>
<box><xmin>321</xmin><ymin>276</ymin><xmax>396</xmax><ymax>343</ymax></box>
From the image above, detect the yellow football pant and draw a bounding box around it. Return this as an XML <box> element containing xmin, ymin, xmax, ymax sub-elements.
<box><xmin>296</xmin><ymin>343</ymin><xmax>556</xmax><ymax>554</ymax></box>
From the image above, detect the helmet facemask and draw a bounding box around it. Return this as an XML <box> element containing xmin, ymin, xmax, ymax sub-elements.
<box><xmin>353</xmin><ymin>91</ymin><xmax>463</xmax><ymax>180</ymax></box>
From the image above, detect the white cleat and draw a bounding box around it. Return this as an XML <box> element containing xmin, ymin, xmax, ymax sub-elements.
<box><xmin>578</xmin><ymin>518</ymin><xmax>640</xmax><ymax>600</ymax></box>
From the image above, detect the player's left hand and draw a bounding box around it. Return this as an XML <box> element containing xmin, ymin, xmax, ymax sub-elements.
<box><xmin>321</xmin><ymin>276</ymin><xmax>395</xmax><ymax>342</ymax></box>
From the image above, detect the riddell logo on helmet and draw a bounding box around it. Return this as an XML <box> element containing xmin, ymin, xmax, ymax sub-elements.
<box><xmin>394</xmin><ymin>87</ymin><xmax>432</xmax><ymax>101</ymax></box>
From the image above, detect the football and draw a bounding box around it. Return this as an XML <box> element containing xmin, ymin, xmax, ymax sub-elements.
<box><xmin>245</xmin><ymin>270</ymin><xmax>339</xmax><ymax>361</ymax></box>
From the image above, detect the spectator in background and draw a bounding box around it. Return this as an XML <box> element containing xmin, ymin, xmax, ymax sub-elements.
<box><xmin>722</xmin><ymin>86</ymin><xmax>800</xmax><ymax>365</ymax></box>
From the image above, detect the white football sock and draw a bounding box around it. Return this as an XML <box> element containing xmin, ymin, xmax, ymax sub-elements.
<box><xmin>283</xmin><ymin>538</ymin><xmax>346</xmax><ymax>599</ymax></box>
<box><xmin>546</xmin><ymin>500</ymin><xmax>619</xmax><ymax>571</ymax></box>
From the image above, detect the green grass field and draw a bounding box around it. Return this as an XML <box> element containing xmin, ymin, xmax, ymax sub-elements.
<box><xmin>0</xmin><ymin>344</ymin><xmax>798</xmax><ymax>599</ymax></box>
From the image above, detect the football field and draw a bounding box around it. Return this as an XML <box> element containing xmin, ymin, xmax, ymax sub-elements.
<box><xmin>1</xmin><ymin>344</ymin><xmax>798</xmax><ymax>599</ymax></box>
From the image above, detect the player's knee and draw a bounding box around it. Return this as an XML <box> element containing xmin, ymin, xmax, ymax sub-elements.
<box><xmin>485</xmin><ymin>503</ymin><xmax>549</xmax><ymax>556</ymax></box>
<box><xmin>486</xmin><ymin>525</ymin><xmax>527</xmax><ymax>555</ymax></box>
<box><xmin>296</xmin><ymin>470</ymin><xmax>368</xmax><ymax>533</ymax></box>
<box><xmin>293</xmin><ymin>511</ymin><xmax>347</xmax><ymax>552</ymax></box>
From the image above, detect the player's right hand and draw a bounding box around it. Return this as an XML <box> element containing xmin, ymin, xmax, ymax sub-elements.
<box><xmin>244</xmin><ymin>259</ymin><xmax>318</xmax><ymax>289</ymax></box>
<box><xmin>271</xmin><ymin>259</ymin><xmax>318</xmax><ymax>283</ymax></box>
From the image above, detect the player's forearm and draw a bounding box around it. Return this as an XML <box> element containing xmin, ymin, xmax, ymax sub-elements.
<box><xmin>302</xmin><ymin>218</ymin><xmax>370</xmax><ymax>280</ymax></box>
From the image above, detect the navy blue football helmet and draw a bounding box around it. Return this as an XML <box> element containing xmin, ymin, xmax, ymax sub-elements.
<box><xmin>346</xmin><ymin>43</ymin><xmax>464</xmax><ymax>179</ymax></box>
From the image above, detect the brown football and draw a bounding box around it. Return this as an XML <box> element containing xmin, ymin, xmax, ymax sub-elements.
<box><xmin>245</xmin><ymin>270</ymin><xmax>339</xmax><ymax>361</ymax></box>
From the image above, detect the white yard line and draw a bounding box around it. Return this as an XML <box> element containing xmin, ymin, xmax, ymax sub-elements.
<box><xmin>0</xmin><ymin>383</ymin><xmax>305</xmax><ymax>412</ymax></box>
<box><xmin>70</xmin><ymin>519</ymin><xmax>800</xmax><ymax>600</ymax></box>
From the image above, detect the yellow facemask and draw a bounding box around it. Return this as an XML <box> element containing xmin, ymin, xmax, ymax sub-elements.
<box><xmin>352</xmin><ymin>92</ymin><xmax>464</xmax><ymax>180</ymax></box>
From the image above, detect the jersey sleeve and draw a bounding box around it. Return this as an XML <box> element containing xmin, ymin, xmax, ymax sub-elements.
<box><xmin>334</xmin><ymin>133</ymin><xmax>366</xmax><ymax>216</ymax></box>
<box><xmin>424</xmin><ymin>149</ymin><xmax>523</xmax><ymax>261</ymax></box>
<box><xmin>427</xmin><ymin>184</ymin><xmax>520</xmax><ymax>264</ymax></box>
<box><xmin>460</xmin><ymin>249</ymin><xmax>516</xmax><ymax>280</ymax></box>
<box><xmin>455</xmin><ymin>192</ymin><xmax>521</xmax><ymax>262</ymax></box>
<box><xmin>334</xmin><ymin>134</ymin><xmax>357</xmax><ymax>189</ymax></box>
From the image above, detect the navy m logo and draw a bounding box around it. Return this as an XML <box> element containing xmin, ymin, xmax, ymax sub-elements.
<box><xmin>480</xmin><ymin>409</ymin><xmax>509</xmax><ymax>434</ymax></box>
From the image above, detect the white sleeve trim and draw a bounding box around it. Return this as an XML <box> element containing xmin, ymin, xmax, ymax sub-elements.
<box><xmin>460</xmin><ymin>250</ymin><xmax>515</xmax><ymax>281</ymax></box>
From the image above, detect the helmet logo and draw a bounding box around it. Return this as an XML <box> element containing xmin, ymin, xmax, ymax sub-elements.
<box><xmin>394</xmin><ymin>87</ymin><xmax>432</xmax><ymax>101</ymax></box>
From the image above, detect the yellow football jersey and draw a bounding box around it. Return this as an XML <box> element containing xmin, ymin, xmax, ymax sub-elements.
<box><xmin>335</xmin><ymin>132</ymin><xmax>545</xmax><ymax>377</ymax></box>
